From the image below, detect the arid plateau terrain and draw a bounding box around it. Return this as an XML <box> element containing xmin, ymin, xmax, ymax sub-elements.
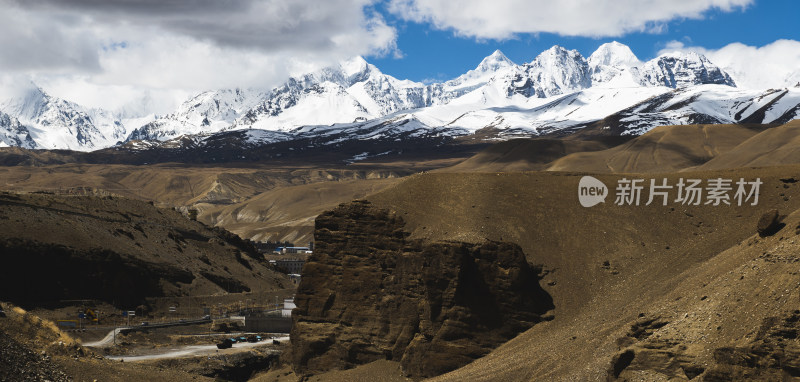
<box><xmin>2</xmin><ymin>121</ymin><xmax>800</xmax><ymax>381</ymax></box>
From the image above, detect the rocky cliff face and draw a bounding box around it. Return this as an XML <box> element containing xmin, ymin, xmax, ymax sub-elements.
<box><xmin>639</xmin><ymin>52</ymin><xmax>736</xmax><ymax>88</ymax></box>
<box><xmin>608</xmin><ymin>311</ymin><xmax>800</xmax><ymax>381</ymax></box>
<box><xmin>0</xmin><ymin>111</ymin><xmax>36</xmax><ymax>149</ymax></box>
<box><xmin>290</xmin><ymin>200</ymin><xmax>553</xmax><ymax>379</ymax></box>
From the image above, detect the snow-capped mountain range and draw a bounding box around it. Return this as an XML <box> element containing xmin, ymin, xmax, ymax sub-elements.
<box><xmin>1</xmin><ymin>42</ymin><xmax>798</xmax><ymax>153</ymax></box>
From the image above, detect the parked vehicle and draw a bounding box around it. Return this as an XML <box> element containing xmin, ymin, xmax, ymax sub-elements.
<box><xmin>216</xmin><ymin>338</ymin><xmax>233</xmax><ymax>349</ymax></box>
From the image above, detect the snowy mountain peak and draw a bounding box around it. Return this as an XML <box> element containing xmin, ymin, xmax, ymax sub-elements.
<box><xmin>502</xmin><ymin>45</ymin><xmax>590</xmax><ymax>98</ymax></box>
<box><xmin>0</xmin><ymin>85</ymin><xmax>128</xmax><ymax>150</ymax></box>
<box><xmin>641</xmin><ymin>51</ymin><xmax>736</xmax><ymax>88</ymax></box>
<box><xmin>659</xmin><ymin>50</ymin><xmax>701</xmax><ymax>60</ymax></box>
<box><xmin>536</xmin><ymin>45</ymin><xmax>575</xmax><ymax>61</ymax></box>
<box><xmin>0</xmin><ymin>82</ymin><xmax>49</xmax><ymax>120</ymax></box>
<box><xmin>529</xmin><ymin>46</ymin><xmax>589</xmax><ymax>74</ymax></box>
<box><xmin>483</xmin><ymin>45</ymin><xmax>591</xmax><ymax>100</ymax></box>
<box><xmin>444</xmin><ymin>50</ymin><xmax>515</xmax><ymax>92</ymax></box>
<box><xmin>173</xmin><ymin>88</ymin><xmax>264</xmax><ymax>126</ymax></box>
<box><xmin>340</xmin><ymin>56</ymin><xmax>371</xmax><ymax>78</ymax></box>
<box><xmin>655</xmin><ymin>50</ymin><xmax>716</xmax><ymax>68</ymax></box>
<box><xmin>4</xmin><ymin>42</ymin><xmax>796</xmax><ymax>153</ymax></box>
<box><xmin>588</xmin><ymin>42</ymin><xmax>642</xmax><ymax>87</ymax></box>
<box><xmin>488</xmin><ymin>49</ymin><xmax>508</xmax><ymax>58</ymax></box>
<box><xmin>588</xmin><ymin>41</ymin><xmax>641</xmax><ymax>68</ymax></box>
<box><xmin>475</xmin><ymin>50</ymin><xmax>515</xmax><ymax>72</ymax></box>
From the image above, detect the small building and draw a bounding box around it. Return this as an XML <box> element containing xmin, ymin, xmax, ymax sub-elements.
<box><xmin>277</xmin><ymin>246</ymin><xmax>311</xmax><ymax>254</ymax></box>
<box><xmin>251</xmin><ymin>241</ymin><xmax>298</xmax><ymax>255</ymax></box>
<box><xmin>274</xmin><ymin>258</ymin><xmax>304</xmax><ymax>274</ymax></box>
<box><xmin>288</xmin><ymin>273</ymin><xmax>301</xmax><ymax>285</ymax></box>
<box><xmin>281</xmin><ymin>298</ymin><xmax>296</xmax><ymax>318</ymax></box>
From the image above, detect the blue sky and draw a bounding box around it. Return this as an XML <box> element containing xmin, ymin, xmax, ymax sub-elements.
<box><xmin>372</xmin><ymin>0</ymin><xmax>800</xmax><ymax>82</ymax></box>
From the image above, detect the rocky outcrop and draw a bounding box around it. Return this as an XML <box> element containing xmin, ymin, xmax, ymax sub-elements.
<box><xmin>608</xmin><ymin>311</ymin><xmax>800</xmax><ymax>381</ymax></box>
<box><xmin>705</xmin><ymin>311</ymin><xmax>800</xmax><ymax>380</ymax></box>
<box><xmin>757</xmin><ymin>209</ymin><xmax>783</xmax><ymax>237</ymax></box>
<box><xmin>0</xmin><ymin>330</ymin><xmax>71</xmax><ymax>382</ymax></box>
<box><xmin>290</xmin><ymin>200</ymin><xmax>553</xmax><ymax>379</ymax></box>
<box><xmin>608</xmin><ymin>314</ymin><xmax>706</xmax><ymax>381</ymax></box>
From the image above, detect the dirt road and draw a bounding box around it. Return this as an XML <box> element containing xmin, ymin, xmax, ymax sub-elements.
<box><xmin>104</xmin><ymin>335</ymin><xmax>290</xmax><ymax>362</ymax></box>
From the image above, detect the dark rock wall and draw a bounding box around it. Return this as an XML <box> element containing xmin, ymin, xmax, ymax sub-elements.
<box><xmin>290</xmin><ymin>200</ymin><xmax>553</xmax><ymax>379</ymax></box>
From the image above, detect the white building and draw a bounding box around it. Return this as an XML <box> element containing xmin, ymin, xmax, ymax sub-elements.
<box><xmin>281</xmin><ymin>298</ymin><xmax>296</xmax><ymax>317</ymax></box>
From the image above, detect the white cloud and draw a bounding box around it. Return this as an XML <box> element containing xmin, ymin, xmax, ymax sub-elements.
<box><xmin>0</xmin><ymin>0</ymin><xmax>398</xmax><ymax>112</ymax></box>
<box><xmin>659</xmin><ymin>40</ymin><xmax>800</xmax><ymax>89</ymax></box>
<box><xmin>33</xmin><ymin>76</ymin><xmax>192</xmax><ymax>116</ymax></box>
<box><xmin>388</xmin><ymin>0</ymin><xmax>752</xmax><ymax>39</ymax></box>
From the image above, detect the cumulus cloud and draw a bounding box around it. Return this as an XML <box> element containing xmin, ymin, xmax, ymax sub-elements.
<box><xmin>659</xmin><ymin>40</ymin><xmax>800</xmax><ymax>89</ymax></box>
<box><xmin>0</xmin><ymin>0</ymin><xmax>397</xmax><ymax>111</ymax></box>
<box><xmin>388</xmin><ymin>0</ymin><xmax>752</xmax><ymax>39</ymax></box>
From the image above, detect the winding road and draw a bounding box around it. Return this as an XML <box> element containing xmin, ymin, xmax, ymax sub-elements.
<box><xmin>82</xmin><ymin>328</ymin><xmax>127</xmax><ymax>348</ymax></box>
<box><xmin>104</xmin><ymin>335</ymin><xmax>290</xmax><ymax>362</ymax></box>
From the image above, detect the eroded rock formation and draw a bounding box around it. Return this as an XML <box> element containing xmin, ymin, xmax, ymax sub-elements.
<box><xmin>608</xmin><ymin>311</ymin><xmax>800</xmax><ymax>380</ymax></box>
<box><xmin>290</xmin><ymin>200</ymin><xmax>553</xmax><ymax>379</ymax></box>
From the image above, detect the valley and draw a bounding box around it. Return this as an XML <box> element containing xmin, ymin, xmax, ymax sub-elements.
<box><xmin>1</xmin><ymin>38</ymin><xmax>799</xmax><ymax>382</ymax></box>
<box><xmin>2</xmin><ymin>120</ymin><xmax>800</xmax><ymax>381</ymax></box>
<box><xmin>5</xmin><ymin>2</ymin><xmax>800</xmax><ymax>381</ymax></box>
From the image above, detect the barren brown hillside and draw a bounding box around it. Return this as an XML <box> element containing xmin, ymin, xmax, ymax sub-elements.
<box><xmin>444</xmin><ymin>121</ymin><xmax>800</xmax><ymax>175</ymax></box>
<box><xmin>0</xmin><ymin>191</ymin><xmax>289</xmax><ymax>308</ymax></box>
<box><xmin>547</xmin><ymin>124</ymin><xmax>764</xmax><ymax>173</ymax></box>
<box><xmin>694</xmin><ymin>119</ymin><xmax>800</xmax><ymax>170</ymax></box>
<box><xmin>198</xmin><ymin>178</ymin><xmax>400</xmax><ymax>243</ymax></box>
<box><xmin>0</xmin><ymin>164</ymin><xmax>410</xmax><ymax>243</ymax></box>
<box><xmin>352</xmin><ymin>167</ymin><xmax>800</xmax><ymax>380</ymax></box>
<box><xmin>4</xmin><ymin>121</ymin><xmax>800</xmax><ymax>380</ymax></box>
<box><xmin>0</xmin><ymin>164</ymin><xmax>407</xmax><ymax>206</ymax></box>
<box><xmin>441</xmin><ymin>138</ymin><xmax>610</xmax><ymax>173</ymax></box>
